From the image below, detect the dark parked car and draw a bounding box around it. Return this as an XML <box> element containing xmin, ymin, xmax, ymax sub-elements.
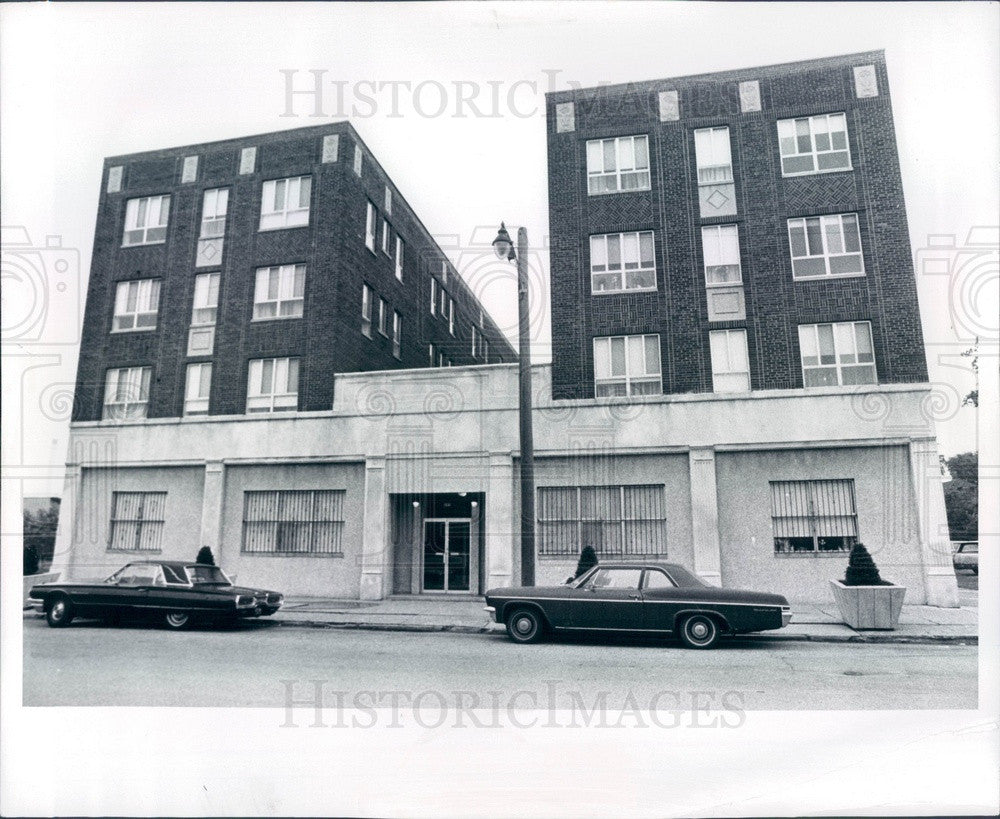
<box><xmin>29</xmin><ymin>561</ymin><xmax>284</xmax><ymax>630</ymax></box>
<box><xmin>484</xmin><ymin>562</ymin><xmax>792</xmax><ymax>649</ymax></box>
<box><xmin>952</xmin><ymin>542</ymin><xmax>978</xmax><ymax>574</ymax></box>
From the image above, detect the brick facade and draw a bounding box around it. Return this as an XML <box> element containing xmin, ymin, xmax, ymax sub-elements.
<box><xmin>73</xmin><ymin>122</ymin><xmax>515</xmax><ymax>422</ymax></box>
<box><xmin>546</xmin><ymin>51</ymin><xmax>929</xmax><ymax>399</ymax></box>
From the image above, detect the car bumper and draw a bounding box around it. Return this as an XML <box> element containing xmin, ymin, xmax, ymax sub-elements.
<box><xmin>781</xmin><ymin>607</ymin><xmax>793</xmax><ymax>627</ymax></box>
<box><xmin>484</xmin><ymin>605</ymin><xmax>497</xmax><ymax>622</ymax></box>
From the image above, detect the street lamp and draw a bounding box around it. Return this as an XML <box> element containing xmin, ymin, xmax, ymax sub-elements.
<box><xmin>493</xmin><ymin>222</ymin><xmax>535</xmax><ymax>587</ymax></box>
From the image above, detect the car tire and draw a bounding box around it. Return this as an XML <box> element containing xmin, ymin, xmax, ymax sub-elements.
<box><xmin>164</xmin><ymin>612</ymin><xmax>191</xmax><ymax>630</ymax></box>
<box><xmin>505</xmin><ymin>607</ymin><xmax>544</xmax><ymax>644</ymax></box>
<box><xmin>45</xmin><ymin>596</ymin><xmax>74</xmax><ymax>628</ymax></box>
<box><xmin>679</xmin><ymin>614</ymin><xmax>720</xmax><ymax>649</ymax></box>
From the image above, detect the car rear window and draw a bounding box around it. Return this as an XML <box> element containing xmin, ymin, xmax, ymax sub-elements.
<box><xmin>162</xmin><ymin>565</ymin><xmax>189</xmax><ymax>584</ymax></box>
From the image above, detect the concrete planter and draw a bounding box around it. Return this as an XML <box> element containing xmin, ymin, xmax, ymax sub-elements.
<box><xmin>23</xmin><ymin>572</ymin><xmax>60</xmax><ymax>607</ymax></box>
<box><xmin>829</xmin><ymin>579</ymin><xmax>906</xmax><ymax>630</ymax></box>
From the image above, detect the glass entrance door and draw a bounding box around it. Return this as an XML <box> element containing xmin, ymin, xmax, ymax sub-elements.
<box><xmin>423</xmin><ymin>518</ymin><xmax>471</xmax><ymax>593</ymax></box>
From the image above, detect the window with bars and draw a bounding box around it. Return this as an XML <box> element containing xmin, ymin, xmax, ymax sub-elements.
<box><xmin>787</xmin><ymin>213</ymin><xmax>864</xmax><ymax>279</ymax></box>
<box><xmin>537</xmin><ymin>484</ymin><xmax>667</xmax><ymax>557</ymax></box>
<box><xmin>593</xmin><ymin>334</ymin><xmax>661</xmax><ymax>397</ymax></box>
<box><xmin>242</xmin><ymin>489</ymin><xmax>346</xmax><ymax>555</ymax></box>
<box><xmin>798</xmin><ymin>321</ymin><xmax>876</xmax><ymax>387</ymax></box>
<box><xmin>590</xmin><ymin>231</ymin><xmax>656</xmax><ymax>293</ymax></box>
<box><xmin>770</xmin><ymin>479</ymin><xmax>858</xmax><ymax>554</ymax></box>
<box><xmin>108</xmin><ymin>491</ymin><xmax>166</xmax><ymax>552</ymax></box>
<box><xmin>586</xmin><ymin>135</ymin><xmax>650</xmax><ymax>195</ymax></box>
<box><xmin>253</xmin><ymin>264</ymin><xmax>305</xmax><ymax>319</ymax></box>
<box><xmin>702</xmin><ymin>225</ymin><xmax>742</xmax><ymax>285</ymax></box>
<box><xmin>123</xmin><ymin>195</ymin><xmax>170</xmax><ymax>246</ymax></box>
<box><xmin>103</xmin><ymin>366</ymin><xmax>152</xmax><ymax>420</ymax></box>
<box><xmin>191</xmin><ymin>272</ymin><xmax>219</xmax><ymax>326</ymax></box>
<box><xmin>246</xmin><ymin>357</ymin><xmax>299</xmax><ymax>413</ymax></box>
<box><xmin>112</xmin><ymin>279</ymin><xmax>160</xmax><ymax>331</ymax></box>
<box><xmin>777</xmin><ymin>113</ymin><xmax>851</xmax><ymax>176</ymax></box>
<box><xmin>260</xmin><ymin>176</ymin><xmax>311</xmax><ymax>230</ymax></box>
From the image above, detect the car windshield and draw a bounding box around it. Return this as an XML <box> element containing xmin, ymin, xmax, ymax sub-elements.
<box><xmin>185</xmin><ymin>565</ymin><xmax>230</xmax><ymax>585</ymax></box>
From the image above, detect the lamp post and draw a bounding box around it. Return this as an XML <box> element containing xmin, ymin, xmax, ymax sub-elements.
<box><xmin>492</xmin><ymin>222</ymin><xmax>535</xmax><ymax>586</ymax></box>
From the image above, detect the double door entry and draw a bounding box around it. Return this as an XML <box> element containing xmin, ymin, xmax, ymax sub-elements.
<box><xmin>422</xmin><ymin>518</ymin><xmax>472</xmax><ymax>593</ymax></box>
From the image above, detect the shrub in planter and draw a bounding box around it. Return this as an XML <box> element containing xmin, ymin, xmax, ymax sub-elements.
<box><xmin>830</xmin><ymin>543</ymin><xmax>905</xmax><ymax>630</ymax></box>
<box><xmin>196</xmin><ymin>546</ymin><xmax>215</xmax><ymax>566</ymax></box>
<box><xmin>574</xmin><ymin>545</ymin><xmax>598</xmax><ymax>578</ymax></box>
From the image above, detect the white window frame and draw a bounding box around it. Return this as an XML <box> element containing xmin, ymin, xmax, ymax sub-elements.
<box><xmin>482</xmin><ymin>338</ymin><xmax>489</xmax><ymax>363</ymax></box>
<box><xmin>471</xmin><ymin>325</ymin><xmax>478</xmax><ymax>358</ymax></box>
<box><xmin>103</xmin><ymin>366</ymin><xmax>152</xmax><ymax>420</ymax></box>
<box><xmin>702</xmin><ymin>225</ymin><xmax>743</xmax><ymax>286</ymax></box>
<box><xmin>191</xmin><ymin>272</ymin><xmax>219</xmax><ymax>326</ymax></box>
<box><xmin>381</xmin><ymin>217</ymin><xmax>391</xmax><ymax>256</ymax></box>
<box><xmin>798</xmin><ymin>321</ymin><xmax>877</xmax><ymax>387</ymax></box>
<box><xmin>586</xmin><ymin>135</ymin><xmax>651</xmax><ymax>195</ymax></box>
<box><xmin>394</xmin><ymin>236</ymin><xmax>404</xmax><ymax>281</ymax></box>
<box><xmin>246</xmin><ymin>357</ymin><xmax>299</xmax><ymax>413</ymax></box>
<box><xmin>361</xmin><ymin>283</ymin><xmax>372</xmax><ymax>337</ymax></box>
<box><xmin>787</xmin><ymin>213</ymin><xmax>865</xmax><ymax>279</ymax></box>
<box><xmin>377</xmin><ymin>297</ymin><xmax>387</xmax><ymax>337</ymax></box>
<box><xmin>183</xmin><ymin>362</ymin><xmax>212</xmax><ymax>416</ymax></box>
<box><xmin>448</xmin><ymin>297</ymin><xmax>455</xmax><ymax>336</ymax></box>
<box><xmin>709</xmin><ymin>329</ymin><xmax>751</xmax><ymax>393</ymax></box>
<box><xmin>365</xmin><ymin>202</ymin><xmax>376</xmax><ymax>252</ymax></box>
<box><xmin>253</xmin><ymin>264</ymin><xmax>305</xmax><ymax>320</ymax></box>
<box><xmin>777</xmin><ymin>113</ymin><xmax>852</xmax><ymax>177</ymax></box>
<box><xmin>589</xmin><ymin>231</ymin><xmax>657</xmax><ymax>294</ymax></box>
<box><xmin>593</xmin><ymin>334</ymin><xmax>662</xmax><ymax>397</ymax></box>
<box><xmin>112</xmin><ymin>279</ymin><xmax>160</xmax><ymax>332</ymax></box>
<box><xmin>259</xmin><ymin>176</ymin><xmax>311</xmax><ymax>231</ymax></box>
<box><xmin>392</xmin><ymin>310</ymin><xmax>401</xmax><ymax>359</ymax></box>
<box><xmin>430</xmin><ymin>278</ymin><xmax>438</xmax><ymax>316</ymax></box>
<box><xmin>200</xmin><ymin>188</ymin><xmax>229</xmax><ymax>238</ymax></box>
<box><xmin>123</xmin><ymin>195</ymin><xmax>170</xmax><ymax>246</ymax></box>
<box><xmin>694</xmin><ymin>126</ymin><xmax>734</xmax><ymax>185</ymax></box>
<box><xmin>429</xmin><ymin>343</ymin><xmax>436</xmax><ymax>367</ymax></box>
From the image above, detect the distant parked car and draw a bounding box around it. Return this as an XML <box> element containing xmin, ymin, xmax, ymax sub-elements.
<box><xmin>952</xmin><ymin>542</ymin><xmax>978</xmax><ymax>574</ymax></box>
<box><xmin>484</xmin><ymin>561</ymin><xmax>792</xmax><ymax>649</ymax></box>
<box><xmin>29</xmin><ymin>560</ymin><xmax>283</xmax><ymax>629</ymax></box>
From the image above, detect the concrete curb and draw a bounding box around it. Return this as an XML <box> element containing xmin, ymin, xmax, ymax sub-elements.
<box><xmin>272</xmin><ymin>617</ymin><xmax>978</xmax><ymax>645</ymax></box>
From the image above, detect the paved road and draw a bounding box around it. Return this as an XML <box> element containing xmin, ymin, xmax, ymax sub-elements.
<box><xmin>22</xmin><ymin>616</ymin><xmax>977</xmax><ymax>711</ymax></box>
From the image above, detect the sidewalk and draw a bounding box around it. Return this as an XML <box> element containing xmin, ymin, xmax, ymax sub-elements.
<box><xmin>273</xmin><ymin>593</ymin><xmax>979</xmax><ymax>644</ymax></box>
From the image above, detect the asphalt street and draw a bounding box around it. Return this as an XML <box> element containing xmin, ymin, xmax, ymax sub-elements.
<box><xmin>22</xmin><ymin>616</ymin><xmax>977</xmax><ymax>710</ymax></box>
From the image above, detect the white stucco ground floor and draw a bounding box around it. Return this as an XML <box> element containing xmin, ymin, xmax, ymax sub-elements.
<box><xmin>52</xmin><ymin>364</ymin><xmax>960</xmax><ymax>607</ymax></box>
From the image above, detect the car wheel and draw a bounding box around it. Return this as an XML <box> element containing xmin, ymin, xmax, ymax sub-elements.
<box><xmin>45</xmin><ymin>596</ymin><xmax>74</xmax><ymax>628</ymax></box>
<box><xmin>164</xmin><ymin>612</ymin><xmax>190</xmax><ymax>630</ymax></box>
<box><xmin>679</xmin><ymin>614</ymin><xmax>720</xmax><ymax>649</ymax></box>
<box><xmin>505</xmin><ymin>607</ymin><xmax>544</xmax><ymax>644</ymax></box>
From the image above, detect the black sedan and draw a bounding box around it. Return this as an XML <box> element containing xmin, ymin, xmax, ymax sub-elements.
<box><xmin>484</xmin><ymin>562</ymin><xmax>792</xmax><ymax>648</ymax></box>
<box><xmin>29</xmin><ymin>560</ymin><xmax>284</xmax><ymax>630</ymax></box>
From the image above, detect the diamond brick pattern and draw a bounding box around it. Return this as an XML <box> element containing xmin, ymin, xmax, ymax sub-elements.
<box><xmin>783</xmin><ymin>173</ymin><xmax>859</xmax><ymax>214</ymax></box>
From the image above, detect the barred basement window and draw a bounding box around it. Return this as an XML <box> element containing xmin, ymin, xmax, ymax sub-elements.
<box><xmin>108</xmin><ymin>491</ymin><xmax>166</xmax><ymax>552</ymax></box>
<box><xmin>537</xmin><ymin>484</ymin><xmax>667</xmax><ymax>557</ymax></box>
<box><xmin>242</xmin><ymin>490</ymin><xmax>345</xmax><ymax>555</ymax></box>
<box><xmin>771</xmin><ymin>479</ymin><xmax>858</xmax><ymax>554</ymax></box>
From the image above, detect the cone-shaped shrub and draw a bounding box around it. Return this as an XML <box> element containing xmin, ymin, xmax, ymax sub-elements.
<box><xmin>24</xmin><ymin>545</ymin><xmax>40</xmax><ymax>576</ymax></box>
<box><xmin>574</xmin><ymin>545</ymin><xmax>598</xmax><ymax>578</ymax></box>
<box><xmin>843</xmin><ymin>542</ymin><xmax>886</xmax><ymax>586</ymax></box>
<box><xmin>196</xmin><ymin>546</ymin><xmax>216</xmax><ymax>566</ymax></box>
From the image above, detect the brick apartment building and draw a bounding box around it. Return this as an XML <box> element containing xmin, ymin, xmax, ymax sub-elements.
<box><xmin>53</xmin><ymin>52</ymin><xmax>959</xmax><ymax>607</ymax></box>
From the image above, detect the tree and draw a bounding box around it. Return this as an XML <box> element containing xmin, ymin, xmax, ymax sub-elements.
<box><xmin>843</xmin><ymin>543</ymin><xmax>887</xmax><ymax>586</ymax></box>
<box><xmin>23</xmin><ymin>503</ymin><xmax>60</xmax><ymax>563</ymax></box>
<box><xmin>962</xmin><ymin>345</ymin><xmax>978</xmax><ymax>408</ymax></box>
<box><xmin>943</xmin><ymin>452</ymin><xmax>978</xmax><ymax>542</ymax></box>
<box><xmin>196</xmin><ymin>546</ymin><xmax>216</xmax><ymax>566</ymax></box>
<box><xmin>24</xmin><ymin>545</ymin><xmax>40</xmax><ymax>576</ymax></box>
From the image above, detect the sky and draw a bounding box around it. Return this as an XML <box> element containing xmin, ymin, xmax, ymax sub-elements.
<box><xmin>2</xmin><ymin>1</ymin><xmax>997</xmax><ymax>497</ymax></box>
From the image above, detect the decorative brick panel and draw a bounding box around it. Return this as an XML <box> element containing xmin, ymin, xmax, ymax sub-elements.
<box><xmin>658</xmin><ymin>90</ymin><xmax>679</xmax><ymax>121</ymax></box>
<box><xmin>555</xmin><ymin>102</ymin><xmax>575</xmax><ymax>133</ymax></box>
<box><xmin>854</xmin><ymin>65</ymin><xmax>879</xmax><ymax>98</ymax></box>
<box><xmin>739</xmin><ymin>80</ymin><xmax>761</xmax><ymax>112</ymax></box>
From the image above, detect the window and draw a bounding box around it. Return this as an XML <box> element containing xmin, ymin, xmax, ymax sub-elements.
<box><xmin>365</xmin><ymin>202</ymin><xmax>376</xmax><ymax>251</ymax></box>
<box><xmin>394</xmin><ymin>236</ymin><xmax>404</xmax><ymax>281</ymax></box>
<box><xmin>253</xmin><ymin>264</ymin><xmax>305</xmax><ymax>319</ymax></box>
<box><xmin>259</xmin><ymin>176</ymin><xmax>311</xmax><ymax>230</ymax></box>
<box><xmin>777</xmin><ymin>113</ymin><xmax>851</xmax><ymax>176</ymax></box>
<box><xmin>644</xmin><ymin>569</ymin><xmax>676</xmax><ymax>590</ymax></box>
<box><xmin>108</xmin><ymin>491</ymin><xmax>166</xmax><ymax>552</ymax></box>
<box><xmin>482</xmin><ymin>338</ymin><xmax>489</xmax><ymax>363</ymax></box>
<box><xmin>439</xmin><ymin>287</ymin><xmax>448</xmax><ymax>319</ymax></box>
<box><xmin>471</xmin><ymin>325</ymin><xmax>478</xmax><ymax>357</ymax></box>
<box><xmin>430</xmin><ymin>278</ymin><xmax>438</xmax><ymax>315</ymax></box>
<box><xmin>537</xmin><ymin>484</ymin><xmax>667</xmax><ymax>557</ymax></box>
<box><xmin>586</xmin><ymin>135</ymin><xmax>650</xmax><ymax>194</ymax></box>
<box><xmin>709</xmin><ymin>329</ymin><xmax>750</xmax><ymax>393</ymax></box>
<box><xmin>196</xmin><ymin>188</ymin><xmax>228</xmax><ymax>267</ymax></box>
<box><xmin>585</xmin><ymin>567</ymin><xmax>644</xmax><ymax>590</ymax></box>
<box><xmin>112</xmin><ymin>279</ymin><xmax>160</xmax><ymax>331</ymax></box>
<box><xmin>361</xmin><ymin>284</ymin><xmax>372</xmax><ymax>337</ymax></box>
<box><xmin>798</xmin><ymin>322</ymin><xmax>876</xmax><ymax>387</ymax></box>
<box><xmin>123</xmin><ymin>195</ymin><xmax>170</xmax><ymax>246</ymax></box>
<box><xmin>702</xmin><ymin>225</ymin><xmax>742</xmax><ymax>285</ymax></box>
<box><xmin>593</xmin><ymin>334</ymin><xmax>661</xmax><ymax>397</ymax></box>
<box><xmin>429</xmin><ymin>343</ymin><xmax>436</xmax><ymax>366</ymax></box>
<box><xmin>184</xmin><ymin>362</ymin><xmax>212</xmax><ymax>415</ymax></box>
<box><xmin>103</xmin><ymin>366</ymin><xmax>152</xmax><ymax>420</ymax></box>
<box><xmin>448</xmin><ymin>297</ymin><xmax>455</xmax><ymax>336</ymax></box>
<box><xmin>392</xmin><ymin>311</ymin><xmax>401</xmax><ymax>359</ymax></box>
<box><xmin>246</xmin><ymin>357</ymin><xmax>299</xmax><ymax>413</ymax></box>
<box><xmin>787</xmin><ymin>213</ymin><xmax>864</xmax><ymax>279</ymax></box>
<box><xmin>377</xmin><ymin>298</ymin><xmax>387</xmax><ymax>336</ymax></box>
<box><xmin>694</xmin><ymin>127</ymin><xmax>736</xmax><ymax>218</ymax></box>
<box><xmin>191</xmin><ymin>272</ymin><xmax>219</xmax><ymax>326</ymax></box>
<box><xmin>242</xmin><ymin>490</ymin><xmax>345</xmax><ymax>555</ymax></box>
<box><xmin>381</xmin><ymin>217</ymin><xmax>391</xmax><ymax>256</ymax></box>
<box><xmin>590</xmin><ymin>232</ymin><xmax>656</xmax><ymax>293</ymax></box>
<box><xmin>771</xmin><ymin>480</ymin><xmax>857</xmax><ymax>554</ymax></box>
